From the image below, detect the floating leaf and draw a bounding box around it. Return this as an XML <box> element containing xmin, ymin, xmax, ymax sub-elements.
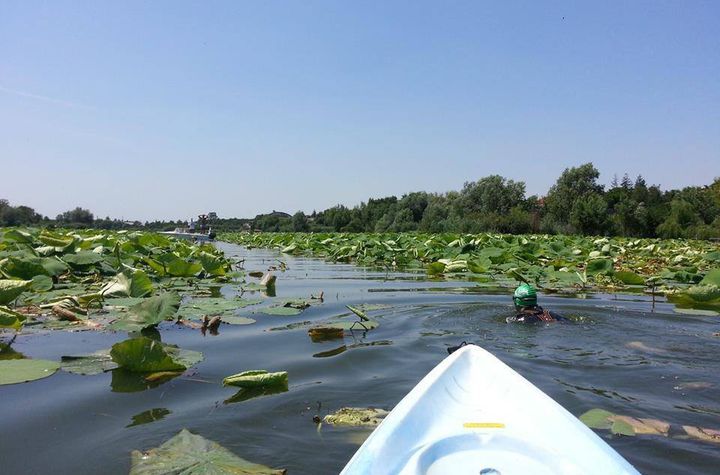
<box><xmin>110</xmin><ymin>337</ymin><xmax>186</xmax><ymax>373</ymax></box>
<box><xmin>683</xmin><ymin>425</ymin><xmax>720</xmax><ymax>444</ymax></box>
<box><xmin>61</xmin><ymin>351</ymin><xmax>118</xmax><ymax>375</ymax></box>
<box><xmin>313</xmin><ymin>345</ymin><xmax>347</xmax><ymax>358</ymax></box>
<box><xmin>0</xmin><ymin>279</ymin><xmax>32</xmax><ymax>305</ymax></box>
<box><xmin>222</xmin><ymin>316</ymin><xmax>256</xmax><ymax>325</ymax></box>
<box><xmin>166</xmin><ymin>259</ymin><xmax>203</xmax><ymax>277</ymax></box>
<box><xmin>615</xmin><ymin>271</ymin><xmax>645</xmax><ymax>285</ymax></box>
<box><xmin>110</xmin><ymin>293</ymin><xmax>180</xmax><ymax>331</ymax></box>
<box><xmin>178</xmin><ymin>297</ymin><xmax>261</xmax><ymax>320</ymax></box>
<box><xmin>700</xmin><ymin>269</ymin><xmax>720</xmax><ymax>286</ymax></box>
<box><xmin>609</xmin><ymin>415</ymin><xmax>669</xmax><ymax>436</ymax></box>
<box><xmin>260</xmin><ymin>305</ymin><xmax>303</xmax><ymax>316</ymax></box>
<box><xmin>0</xmin><ymin>306</ymin><xmax>26</xmax><ymax>330</ymax></box>
<box><xmin>100</xmin><ymin>270</ymin><xmax>153</xmax><ymax>298</ymax></box>
<box><xmin>130</xmin><ymin>429</ymin><xmax>286</xmax><ymax>474</ymax></box>
<box><xmin>62</xmin><ymin>251</ymin><xmax>104</xmax><ymax>268</ymax></box>
<box><xmin>323</xmin><ymin>407</ymin><xmax>388</xmax><ymax>427</ymax></box>
<box><xmin>0</xmin><ymin>359</ymin><xmax>61</xmax><ymax>385</ymax></box>
<box><xmin>579</xmin><ymin>408</ymin><xmax>614</xmax><ymax>429</ymax></box>
<box><xmin>586</xmin><ymin>259</ymin><xmax>614</xmax><ymax>276</ymax></box>
<box><xmin>610</xmin><ymin>419</ymin><xmax>635</xmax><ymax>436</ymax></box>
<box><xmin>31</xmin><ymin>275</ymin><xmax>53</xmax><ymax>292</ymax></box>
<box><xmin>223</xmin><ymin>370</ymin><xmax>288</xmax><ymax>388</ymax></box>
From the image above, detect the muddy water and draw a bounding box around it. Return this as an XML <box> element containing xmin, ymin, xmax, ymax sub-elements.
<box><xmin>1</xmin><ymin>242</ymin><xmax>719</xmax><ymax>474</ymax></box>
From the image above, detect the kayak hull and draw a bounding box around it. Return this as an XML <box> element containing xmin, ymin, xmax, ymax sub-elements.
<box><xmin>341</xmin><ymin>345</ymin><xmax>640</xmax><ymax>475</ymax></box>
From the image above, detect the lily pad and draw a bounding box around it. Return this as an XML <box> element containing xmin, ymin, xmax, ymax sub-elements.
<box><xmin>61</xmin><ymin>351</ymin><xmax>118</xmax><ymax>375</ymax></box>
<box><xmin>100</xmin><ymin>270</ymin><xmax>153</xmax><ymax>298</ymax></box>
<box><xmin>0</xmin><ymin>306</ymin><xmax>26</xmax><ymax>330</ymax></box>
<box><xmin>683</xmin><ymin>425</ymin><xmax>720</xmax><ymax>444</ymax></box>
<box><xmin>0</xmin><ymin>359</ymin><xmax>61</xmax><ymax>385</ymax></box>
<box><xmin>223</xmin><ymin>370</ymin><xmax>288</xmax><ymax>388</ymax></box>
<box><xmin>0</xmin><ymin>279</ymin><xmax>32</xmax><ymax>305</ymax></box>
<box><xmin>579</xmin><ymin>408</ymin><xmax>614</xmax><ymax>429</ymax></box>
<box><xmin>222</xmin><ymin>316</ymin><xmax>256</xmax><ymax>325</ymax></box>
<box><xmin>110</xmin><ymin>337</ymin><xmax>188</xmax><ymax>373</ymax></box>
<box><xmin>615</xmin><ymin>271</ymin><xmax>645</xmax><ymax>285</ymax></box>
<box><xmin>323</xmin><ymin>407</ymin><xmax>388</xmax><ymax>427</ymax></box>
<box><xmin>178</xmin><ymin>298</ymin><xmax>261</xmax><ymax>320</ymax></box>
<box><xmin>110</xmin><ymin>293</ymin><xmax>181</xmax><ymax>331</ymax></box>
<box><xmin>260</xmin><ymin>305</ymin><xmax>303</xmax><ymax>316</ymax></box>
<box><xmin>130</xmin><ymin>429</ymin><xmax>286</xmax><ymax>474</ymax></box>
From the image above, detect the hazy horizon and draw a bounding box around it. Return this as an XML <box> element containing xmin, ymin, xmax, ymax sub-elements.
<box><xmin>2</xmin><ymin>1</ymin><xmax>718</xmax><ymax>222</ymax></box>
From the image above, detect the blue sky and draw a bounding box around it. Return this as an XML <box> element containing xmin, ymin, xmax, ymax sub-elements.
<box><xmin>1</xmin><ymin>1</ymin><xmax>718</xmax><ymax>221</ymax></box>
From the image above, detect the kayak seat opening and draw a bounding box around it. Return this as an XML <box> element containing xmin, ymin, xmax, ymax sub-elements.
<box><xmin>411</xmin><ymin>433</ymin><xmax>577</xmax><ymax>475</ymax></box>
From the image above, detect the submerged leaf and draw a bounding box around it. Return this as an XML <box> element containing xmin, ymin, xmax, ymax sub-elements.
<box><xmin>224</xmin><ymin>385</ymin><xmax>288</xmax><ymax>405</ymax></box>
<box><xmin>130</xmin><ymin>429</ymin><xmax>286</xmax><ymax>474</ymax></box>
<box><xmin>0</xmin><ymin>359</ymin><xmax>60</xmax><ymax>385</ymax></box>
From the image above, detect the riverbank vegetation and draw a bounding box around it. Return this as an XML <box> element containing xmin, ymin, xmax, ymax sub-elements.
<box><xmin>4</xmin><ymin>163</ymin><xmax>720</xmax><ymax>239</ymax></box>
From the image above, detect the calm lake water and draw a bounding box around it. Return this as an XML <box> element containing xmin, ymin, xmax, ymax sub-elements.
<box><xmin>2</xmin><ymin>242</ymin><xmax>719</xmax><ymax>474</ymax></box>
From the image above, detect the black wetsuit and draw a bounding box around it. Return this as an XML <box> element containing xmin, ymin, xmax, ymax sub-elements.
<box><xmin>506</xmin><ymin>305</ymin><xmax>565</xmax><ymax>324</ymax></box>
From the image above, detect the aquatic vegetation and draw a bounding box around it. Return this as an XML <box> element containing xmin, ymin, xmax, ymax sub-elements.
<box><xmin>130</xmin><ymin>429</ymin><xmax>286</xmax><ymax>474</ymax></box>
<box><xmin>0</xmin><ymin>358</ymin><xmax>60</xmax><ymax>385</ymax></box>
<box><xmin>223</xmin><ymin>370</ymin><xmax>288</xmax><ymax>389</ymax></box>
<box><xmin>323</xmin><ymin>407</ymin><xmax>388</xmax><ymax>427</ymax></box>
<box><xmin>221</xmin><ymin>232</ymin><xmax>720</xmax><ymax>302</ymax></box>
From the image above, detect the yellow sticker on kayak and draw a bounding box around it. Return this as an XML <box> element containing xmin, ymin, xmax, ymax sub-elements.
<box><xmin>463</xmin><ymin>422</ymin><xmax>505</xmax><ymax>429</ymax></box>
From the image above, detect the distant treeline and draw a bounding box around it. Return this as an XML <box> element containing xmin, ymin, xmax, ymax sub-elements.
<box><xmin>2</xmin><ymin>163</ymin><xmax>719</xmax><ymax>239</ymax></box>
<box><xmin>255</xmin><ymin>163</ymin><xmax>720</xmax><ymax>239</ymax></box>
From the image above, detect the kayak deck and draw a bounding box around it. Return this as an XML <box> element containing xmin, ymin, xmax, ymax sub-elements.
<box><xmin>341</xmin><ymin>345</ymin><xmax>640</xmax><ymax>475</ymax></box>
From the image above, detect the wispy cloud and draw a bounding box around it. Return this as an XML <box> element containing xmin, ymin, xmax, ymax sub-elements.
<box><xmin>0</xmin><ymin>84</ymin><xmax>93</xmax><ymax>109</ymax></box>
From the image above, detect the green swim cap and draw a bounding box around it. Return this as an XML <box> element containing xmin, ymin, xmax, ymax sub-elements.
<box><xmin>513</xmin><ymin>284</ymin><xmax>537</xmax><ymax>308</ymax></box>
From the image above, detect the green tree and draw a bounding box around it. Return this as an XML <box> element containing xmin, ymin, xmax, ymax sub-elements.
<box><xmin>292</xmin><ymin>211</ymin><xmax>309</xmax><ymax>232</ymax></box>
<box><xmin>544</xmin><ymin>163</ymin><xmax>604</xmax><ymax>233</ymax></box>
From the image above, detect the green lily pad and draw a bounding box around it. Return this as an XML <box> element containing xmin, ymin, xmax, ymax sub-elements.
<box><xmin>579</xmin><ymin>408</ymin><xmax>614</xmax><ymax>429</ymax></box>
<box><xmin>260</xmin><ymin>306</ymin><xmax>303</xmax><ymax>316</ymax></box>
<box><xmin>62</xmin><ymin>250</ymin><xmax>104</xmax><ymax>268</ymax></box>
<box><xmin>178</xmin><ymin>298</ymin><xmax>261</xmax><ymax>320</ymax></box>
<box><xmin>0</xmin><ymin>359</ymin><xmax>61</xmax><ymax>385</ymax></box>
<box><xmin>110</xmin><ymin>293</ymin><xmax>181</xmax><ymax>331</ymax></box>
<box><xmin>61</xmin><ymin>351</ymin><xmax>118</xmax><ymax>375</ymax></box>
<box><xmin>110</xmin><ymin>337</ymin><xmax>187</xmax><ymax>373</ymax></box>
<box><xmin>610</xmin><ymin>419</ymin><xmax>636</xmax><ymax>436</ymax></box>
<box><xmin>223</xmin><ymin>370</ymin><xmax>288</xmax><ymax>388</ymax></box>
<box><xmin>130</xmin><ymin>429</ymin><xmax>286</xmax><ymax>474</ymax></box>
<box><xmin>0</xmin><ymin>279</ymin><xmax>32</xmax><ymax>305</ymax></box>
<box><xmin>0</xmin><ymin>306</ymin><xmax>26</xmax><ymax>330</ymax></box>
<box><xmin>100</xmin><ymin>270</ymin><xmax>153</xmax><ymax>298</ymax></box>
<box><xmin>615</xmin><ymin>271</ymin><xmax>645</xmax><ymax>285</ymax></box>
<box><xmin>222</xmin><ymin>316</ymin><xmax>256</xmax><ymax>325</ymax></box>
<box><xmin>701</xmin><ymin>269</ymin><xmax>720</xmax><ymax>286</ymax></box>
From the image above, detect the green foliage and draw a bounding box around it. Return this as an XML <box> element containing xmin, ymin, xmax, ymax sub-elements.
<box><xmin>223</xmin><ymin>370</ymin><xmax>288</xmax><ymax>388</ymax></box>
<box><xmin>0</xmin><ymin>359</ymin><xmax>61</xmax><ymax>385</ymax></box>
